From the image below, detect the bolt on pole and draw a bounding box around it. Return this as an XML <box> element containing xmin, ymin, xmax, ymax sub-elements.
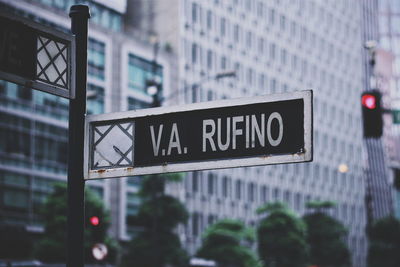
<box><xmin>67</xmin><ymin>5</ymin><xmax>90</xmax><ymax>267</ymax></box>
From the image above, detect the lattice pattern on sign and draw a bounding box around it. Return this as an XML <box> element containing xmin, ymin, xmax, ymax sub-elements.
<box><xmin>92</xmin><ymin>122</ymin><xmax>134</xmax><ymax>169</ymax></box>
<box><xmin>36</xmin><ymin>36</ymin><xmax>68</xmax><ymax>88</ymax></box>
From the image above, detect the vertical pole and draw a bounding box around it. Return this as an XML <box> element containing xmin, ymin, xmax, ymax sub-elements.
<box><xmin>67</xmin><ymin>5</ymin><xmax>90</xmax><ymax>267</ymax></box>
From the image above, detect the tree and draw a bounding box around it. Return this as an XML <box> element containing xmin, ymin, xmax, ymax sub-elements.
<box><xmin>121</xmin><ymin>174</ymin><xmax>189</xmax><ymax>267</ymax></box>
<box><xmin>196</xmin><ymin>219</ymin><xmax>260</xmax><ymax>267</ymax></box>
<box><xmin>367</xmin><ymin>216</ymin><xmax>400</xmax><ymax>267</ymax></box>
<box><xmin>34</xmin><ymin>183</ymin><xmax>116</xmax><ymax>263</ymax></box>
<box><xmin>303</xmin><ymin>201</ymin><xmax>350</xmax><ymax>267</ymax></box>
<box><xmin>257</xmin><ymin>202</ymin><xmax>309</xmax><ymax>267</ymax></box>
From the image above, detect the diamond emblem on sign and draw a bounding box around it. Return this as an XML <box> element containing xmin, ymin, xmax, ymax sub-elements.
<box><xmin>36</xmin><ymin>36</ymin><xmax>68</xmax><ymax>88</ymax></box>
<box><xmin>92</xmin><ymin>122</ymin><xmax>134</xmax><ymax>169</ymax></box>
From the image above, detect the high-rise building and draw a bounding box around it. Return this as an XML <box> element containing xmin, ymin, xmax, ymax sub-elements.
<box><xmin>361</xmin><ymin>0</ymin><xmax>394</xmax><ymax>223</ymax></box>
<box><xmin>378</xmin><ymin>0</ymin><xmax>400</xmax><ymax>220</ymax></box>
<box><xmin>1</xmin><ymin>1</ymin><xmax>384</xmax><ymax>266</ymax></box>
<box><xmin>130</xmin><ymin>0</ymin><xmax>368</xmax><ymax>266</ymax></box>
<box><xmin>0</xmin><ymin>0</ymin><xmax>174</xmax><ymax>242</ymax></box>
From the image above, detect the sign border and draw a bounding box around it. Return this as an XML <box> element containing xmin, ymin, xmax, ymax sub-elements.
<box><xmin>0</xmin><ymin>10</ymin><xmax>76</xmax><ymax>99</ymax></box>
<box><xmin>84</xmin><ymin>90</ymin><xmax>313</xmax><ymax>180</ymax></box>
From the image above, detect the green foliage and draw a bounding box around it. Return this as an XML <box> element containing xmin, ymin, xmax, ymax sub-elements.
<box><xmin>197</xmin><ymin>219</ymin><xmax>260</xmax><ymax>267</ymax></box>
<box><xmin>0</xmin><ymin>224</ymin><xmax>32</xmax><ymax>259</ymax></box>
<box><xmin>256</xmin><ymin>202</ymin><xmax>288</xmax><ymax>214</ymax></box>
<box><xmin>34</xmin><ymin>183</ymin><xmax>116</xmax><ymax>263</ymax></box>
<box><xmin>303</xmin><ymin>211</ymin><xmax>350</xmax><ymax>267</ymax></box>
<box><xmin>257</xmin><ymin>202</ymin><xmax>309</xmax><ymax>267</ymax></box>
<box><xmin>122</xmin><ymin>174</ymin><xmax>189</xmax><ymax>267</ymax></box>
<box><xmin>367</xmin><ymin>216</ymin><xmax>400</xmax><ymax>267</ymax></box>
<box><xmin>306</xmin><ymin>200</ymin><xmax>336</xmax><ymax>210</ymax></box>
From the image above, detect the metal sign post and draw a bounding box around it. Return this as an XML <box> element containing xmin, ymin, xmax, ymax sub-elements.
<box><xmin>84</xmin><ymin>90</ymin><xmax>313</xmax><ymax>180</ymax></box>
<box><xmin>0</xmin><ymin>10</ymin><xmax>75</xmax><ymax>99</ymax></box>
<box><xmin>67</xmin><ymin>5</ymin><xmax>90</xmax><ymax>267</ymax></box>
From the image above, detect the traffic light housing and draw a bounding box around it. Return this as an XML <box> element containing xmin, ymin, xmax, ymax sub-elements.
<box><xmin>361</xmin><ymin>90</ymin><xmax>383</xmax><ymax>138</ymax></box>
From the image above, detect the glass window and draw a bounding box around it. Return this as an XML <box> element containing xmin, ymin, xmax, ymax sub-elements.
<box><xmin>281</xmin><ymin>49</ymin><xmax>287</xmax><ymax>65</ymax></box>
<box><xmin>235</xmin><ymin>180</ymin><xmax>242</xmax><ymax>199</ymax></box>
<box><xmin>248</xmin><ymin>183</ymin><xmax>256</xmax><ymax>202</ymax></box>
<box><xmin>245</xmin><ymin>0</ymin><xmax>251</xmax><ymax>11</ymax></box>
<box><xmin>221</xmin><ymin>56</ymin><xmax>227</xmax><ymax>70</ymax></box>
<box><xmin>192</xmin><ymin>43</ymin><xmax>198</xmax><ymax>64</ymax></box>
<box><xmin>271</xmin><ymin>79</ymin><xmax>277</xmax><ymax>93</ymax></box>
<box><xmin>192</xmin><ymin>212</ymin><xmax>199</xmax><ymax>236</ymax></box>
<box><xmin>206</xmin><ymin>10</ymin><xmax>213</xmax><ymax>29</ymax></box>
<box><xmin>273</xmin><ymin>188</ymin><xmax>280</xmax><ymax>200</ymax></box>
<box><xmin>233</xmin><ymin>24</ymin><xmax>240</xmax><ymax>42</ymax></box>
<box><xmin>207</xmin><ymin>90</ymin><xmax>213</xmax><ymax>101</ymax></box>
<box><xmin>220</xmin><ymin>17</ymin><xmax>226</xmax><ymax>36</ymax></box>
<box><xmin>192</xmin><ymin>3</ymin><xmax>198</xmax><ymax>23</ymax></box>
<box><xmin>128</xmin><ymin>54</ymin><xmax>163</xmax><ymax>95</ymax></box>
<box><xmin>246</xmin><ymin>31</ymin><xmax>252</xmax><ymax>48</ymax></box>
<box><xmin>260</xmin><ymin>185</ymin><xmax>268</xmax><ymax>202</ymax></box>
<box><xmin>127</xmin><ymin>97</ymin><xmax>151</xmax><ymax>110</ymax></box>
<box><xmin>3</xmin><ymin>172</ymin><xmax>29</xmax><ymax>187</ymax></box>
<box><xmin>192</xmin><ymin>172</ymin><xmax>199</xmax><ymax>192</ymax></box>
<box><xmin>53</xmin><ymin>0</ymin><xmax>66</xmax><ymax>10</ymax></box>
<box><xmin>126</xmin><ymin>192</ymin><xmax>140</xmax><ymax>216</ymax></box>
<box><xmin>17</xmin><ymin>86</ymin><xmax>32</xmax><ymax>101</ymax></box>
<box><xmin>284</xmin><ymin>190</ymin><xmax>290</xmax><ymax>203</ymax></box>
<box><xmin>111</xmin><ymin>13</ymin><xmax>122</xmax><ymax>31</ymax></box>
<box><xmin>258</xmin><ymin>37</ymin><xmax>264</xmax><ymax>53</ymax></box>
<box><xmin>222</xmin><ymin>176</ymin><xmax>230</xmax><ymax>198</ymax></box>
<box><xmin>247</xmin><ymin>68</ymin><xmax>254</xmax><ymax>85</ymax></box>
<box><xmin>2</xmin><ymin>128</ymin><xmax>30</xmax><ymax>156</ymax></box>
<box><xmin>269</xmin><ymin>8</ymin><xmax>275</xmax><ymax>25</ymax></box>
<box><xmin>87</xmin><ymin>84</ymin><xmax>104</xmax><ymax>115</ymax></box>
<box><xmin>280</xmin><ymin>15</ymin><xmax>286</xmax><ymax>31</ymax></box>
<box><xmin>290</xmin><ymin>21</ymin><xmax>296</xmax><ymax>36</ymax></box>
<box><xmin>257</xmin><ymin>2</ymin><xmax>264</xmax><ymax>17</ymax></box>
<box><xmin>88</xmin><ymin>39</ymin><xmax>105</xmax><ymax>80</ymax></box>
<box><xmin>270</xmin><ymin>43</ymin><xmax>276</xmax><ymax>60</ymax></box>
<box><xmin>208</xmin><ymin>173</ymin><xmax>215</xmax><ymax>195</ymax></box>
<box><xmin>3</xmin><ymin>188</ymin><xmax>29</xmax><ymax>209</ymax></box>
<box><xmin>207</xmin><ymin>50</ymin><xmax>213</xmax><ymax>69</ymax></box>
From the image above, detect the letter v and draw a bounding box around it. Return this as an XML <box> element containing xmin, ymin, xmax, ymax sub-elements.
<box><xmin>150</xmin><ymin>124</ymin><xmax>163</xmax><ymax>156</ymax></box>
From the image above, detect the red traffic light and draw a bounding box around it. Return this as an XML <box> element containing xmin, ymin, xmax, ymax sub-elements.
<box><xmin>90</xmin><ymin>216</ymin><xmax>100</xmax><ymax>226</ymax></box>
<box><xmin>361</xmin><ymin>90</ymin><xmax>383</xmax><ymax>138</ymax></box>
<box><xmin>362</xmin><ymin>94</ymin><xmax>376</xmax><ymax>109</ymax></box>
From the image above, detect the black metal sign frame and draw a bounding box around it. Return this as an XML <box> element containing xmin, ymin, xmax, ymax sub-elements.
<box><xmin>0</xmin><ymin>10</ymin><xmax>75</xmax><ymax>99</ymax></box>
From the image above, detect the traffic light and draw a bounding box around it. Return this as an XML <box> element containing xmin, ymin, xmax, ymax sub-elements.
<box><xmin>89</xmin><ymin>216</ymin><xmax>100</xmax><ymax>226</ymax></box>
<box><xmin>361</xmin><ymin>90</ymin><xmax>383</xmax><ymax>138</ymax></box>
<box><xmin>88</xmin><ymin>215</ymin><xmax>103</xmax><ymax>243</ymax></box>
<box><xmin>146</xmin><ymin>80</ymin><xmax>162</xmax><ymax>107</ymax></box>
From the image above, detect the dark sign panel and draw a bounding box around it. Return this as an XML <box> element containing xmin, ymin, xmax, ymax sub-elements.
<box><xmin>84</xmin><ymin>91</ymin><xmax>313</xmax><ymax>179</ymax></box>
<box><xmin>0</xmin><ymin>16</ymin><xmax>36</xmax><ymax>79</ymax></box>
<box><xmin>0</xmin><ymin>11</ymin><xmax>75</xmax><ymax>99</ymax></box>
<box><xmin>134</xmin><ymin>99</ymin><xmax>303</xmax><ymax>166</ymax></box>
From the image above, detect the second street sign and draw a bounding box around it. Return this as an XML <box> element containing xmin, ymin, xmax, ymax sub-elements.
<box><xmin>84</xmin><ymin>90</ymin><xmax>313</xmax><ymax>179</ymax></box>
<box><xmin>0</xmin><ymin>11</ymin><xmax>75</xmax><ymax>99</ymax></box>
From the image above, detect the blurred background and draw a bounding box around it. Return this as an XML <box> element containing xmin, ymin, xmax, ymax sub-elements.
<box><xmin>1</xmin><ymin>0</ymin><xmax>400</xmax><ymax>266</ymax></box>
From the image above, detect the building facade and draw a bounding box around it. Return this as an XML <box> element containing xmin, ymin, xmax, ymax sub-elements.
<box><xmin>361</xmin><ymin>0</ymin><xmax>394</xmax><ymax>224</ymax></box>
<box><xmin>132</xmin><ymin>0</ymin><xmax>369</xmax><ymax>266</ymax></box>
<box><xmin>378</xmin><ymin>0</ymin><xmax>400</xmax><ymax>220</ymax></box>
<box><xmin>0</xmin><ymin>1</ymin><xmax>378</xmax><ymax>267</ymax></box>
<box><xmin>0</xmin><ymin>0</ymin><xmax>174</xmax><ymax>243</ymax></box>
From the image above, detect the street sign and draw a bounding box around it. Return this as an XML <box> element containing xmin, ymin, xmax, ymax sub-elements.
<box><xmin>0</xmin><ymin>11</ymin><xmax>75</xmax><ymax>99</ymax></box>
<box><xmin>84</xmin><ymin>90</ymin><xmax>313</xmax><ymax>179</ymax></box>
<box><xmin>393</xmin><ymin>110</ymin><xmax>400</xmax><ymax>124</ymax></box>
